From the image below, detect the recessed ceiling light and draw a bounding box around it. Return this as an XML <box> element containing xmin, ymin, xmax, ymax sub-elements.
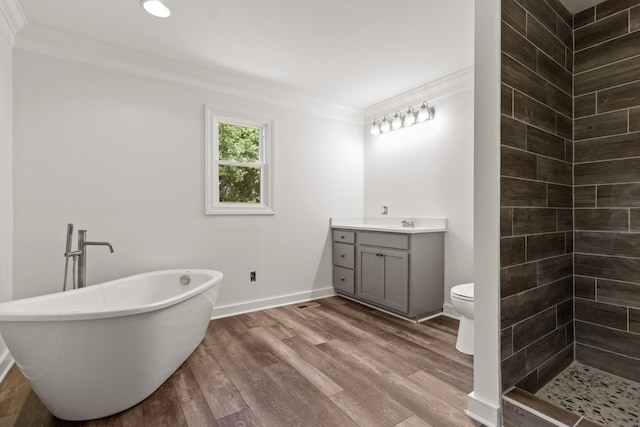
<box><xmin>140</xmin><ymin>0</ymin><xmax>171</xmax><ymax>18</ymax></box>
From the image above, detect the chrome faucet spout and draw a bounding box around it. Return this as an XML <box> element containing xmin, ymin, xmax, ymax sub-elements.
<box><xmin>83</xmin><ymin>242</ymin><xmax>114</xmax><ymax>253</ymax></box>
<box><xmin>77</xmin><ymin>230</ymin><xmax>114</xmax><ymax>288</ymax></box>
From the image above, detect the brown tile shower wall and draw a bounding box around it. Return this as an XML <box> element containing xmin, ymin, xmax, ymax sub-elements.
<box><xmin>573</xmin><ymin>0</ymin><xmax>640</xmax><ymax>383</ymax></box>
<box><xmin>500</xmin><ymin>0</ymin><xmax>574</xmax><ymax>392</ymax></box>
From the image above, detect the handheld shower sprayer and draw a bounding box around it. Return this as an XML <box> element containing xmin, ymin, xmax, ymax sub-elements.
<box><xmin>65</xmin><ymin>223</ymin><xmax>73</xmax><ymax>254</ymax></box>
<box><xmin>62</xmin><ymin>224</ymin><xmax>75</xmax><ymax>291</ymax></box>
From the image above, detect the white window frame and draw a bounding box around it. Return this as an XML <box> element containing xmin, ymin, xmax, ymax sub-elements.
<box><xmin>205</xmin><ymin>106</ymin><xmax>275</xmax><ymax>215</ymax></box>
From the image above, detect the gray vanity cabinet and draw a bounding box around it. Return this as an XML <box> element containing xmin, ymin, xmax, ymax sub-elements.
<box><xmin>332</xmin><ymin>228</ymin><xmax>444</xmax><ymax>319</ymax></box>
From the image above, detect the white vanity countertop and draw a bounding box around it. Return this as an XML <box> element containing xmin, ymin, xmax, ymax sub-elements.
<box><xmin>330</xmin><ymin>217</ymin><xmax>447</xmax><ymax>234</ymax></box>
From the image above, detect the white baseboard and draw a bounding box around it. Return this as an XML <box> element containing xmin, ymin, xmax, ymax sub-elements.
<box><xmin>416</xmin><ymin>311</ymin><xmax>444</xmax><ymax>322</ymax></box>
<box><xmin>0</xmin><ymin>348</ymin><xmax>14</xmax><ymax>384</ymax></box>
<box><xmin>442</xmin><ymin>303</ymin><xmax>460</xmax><ymax>319</ymax></box>
<box><xmin>466</xmin><ymin>391</ymin><xmax>501</xmax><ymax>427</ymax></box>
<box><xmin>211</xmin><ymin>286</ymin><xmax>337</xmax><ymax>319</ymax></box>
<box><xmin>339</xmin><ymin>294</ymin><xmax>428</xmax><ymax>323</ymax></box>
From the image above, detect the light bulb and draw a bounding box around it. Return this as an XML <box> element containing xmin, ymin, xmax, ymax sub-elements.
<box><xmin>416</xmin><ymin>102</ymin><xmax>430</xmax><ymax>123</ymax></box>
<box><xmin>391</xmin><ymin>112</ymin><xmax>403</xmax><ymax>130</ymax></box>
<box><xmin>370</xmin><ymin>119</ymin><xmax>381</xmax><ymax>135</ymax></box>
<box><xmin>380</xmin><ymin>116</ymin><xmax>391</xmax><ymax>133</ymax></box>
<box><xmin>141</xmin><ymin>0</ymin><xmax>171</xmax><ymax>18</ymax></box>
<box><xmin>403</xmin><ymin>107</ymin><xmax>416</xmax><ymax>127</ymax></box>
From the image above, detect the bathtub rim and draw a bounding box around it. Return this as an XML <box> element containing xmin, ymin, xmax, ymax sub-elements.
<box><xmin>0</xmin><ymin>269</ymin><xmax>223</xmax><ymax>322</ymax></box>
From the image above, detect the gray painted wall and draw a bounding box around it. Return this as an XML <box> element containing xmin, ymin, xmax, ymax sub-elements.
<box><xmin>0</xmin><ymin>9</ymin><xmax>13</xmax><ymax>372</ymax></box>
<box><xmin>12</xmin><ymin>51</ymin><xmax>364</xmax><ymax>311</ymax></box>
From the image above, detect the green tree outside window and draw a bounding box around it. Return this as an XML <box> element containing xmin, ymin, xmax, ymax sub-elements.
<box><xmin>218</xmin><ymin>122</ymin><xmax>261</xmax><ymax>203</ymax></box>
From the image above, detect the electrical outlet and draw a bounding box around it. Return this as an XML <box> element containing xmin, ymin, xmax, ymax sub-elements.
<box><xmin>250</xmin><ymin>271</ymin><xmax>256</xmax><ymax>282</ymax></box>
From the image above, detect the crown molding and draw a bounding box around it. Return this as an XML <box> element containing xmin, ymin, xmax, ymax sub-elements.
<box><xmin>364</xmin><ymin>66</ymin><xmax>474</xmax><ymax>122</ymax></box>
<box><xmin>0</xmin><ymin>0</ymin><xmax>26</xmax><ymax>46</ymax></box>
<box><xmin>14</xmin><ymin>23</ymin><xmax>363</xmax><ymax>124</ymax></box>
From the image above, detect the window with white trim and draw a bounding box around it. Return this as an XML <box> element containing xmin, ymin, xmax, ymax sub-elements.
<box><xmin>205</xmin><ymin>107</ymin><xmax>274</xmax><ymax>215</ymax></box>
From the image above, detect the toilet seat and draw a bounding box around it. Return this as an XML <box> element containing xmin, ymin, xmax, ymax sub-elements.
<box><xmin>451</xmin><ymin>283</ymin><xmax>474</xmax><ymax>302</ymax></box>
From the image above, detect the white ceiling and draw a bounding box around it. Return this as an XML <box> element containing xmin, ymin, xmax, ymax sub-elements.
<box><xmin>558</xmin><ymin>0</ymin><xmax>605</xmax><ymax>14</ymax></box>
<box><xmin>16</xmin><ymin>0</ymin><xmax>474</xmax><ymax>110</ymax></box>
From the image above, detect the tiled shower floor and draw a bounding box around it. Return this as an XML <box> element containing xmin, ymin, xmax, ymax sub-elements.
<box><xmin>536</xmin><ymin>362</ymin><xmax>640</xmax><ymax>427</ymax></box>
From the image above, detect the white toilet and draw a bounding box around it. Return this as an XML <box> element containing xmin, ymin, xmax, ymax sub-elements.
<box><xmin>450</xmin><ymin>282</ymin><xmax>474</xmax><ymax>355</ymax></box>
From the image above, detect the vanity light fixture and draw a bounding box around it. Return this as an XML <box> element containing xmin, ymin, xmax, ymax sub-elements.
<box><xmin>391</xmin><ymin>112</ymin><xmax>403</xmax><ymax>130</ymax></box>
<box><xmin>416</xmin><ymin>101</ymin><xmax>435</xmax><ymax>123</ymax></box>
<box><xmin>403</xmin><ymin>106</ymin><xmax>416</xmax><ymax>127</ymax></box>
<box><xmin>379</xmin><ymin>115</ymin><xmax>391</xmax><ymax>133</ymax></box>
<box><xmin>141</xmin><ymin>0</ymin><xmax>171</xmax><ymax>18</ymax></box>
<box><xmin>370</xmin><ymin>101</ymin><xmax>435</xmax><ymax>135</ymax></box>
<box><xmin>370</xmin><ymin>119</ymin><xmax>381</xmax><ymax>135</ymax></box>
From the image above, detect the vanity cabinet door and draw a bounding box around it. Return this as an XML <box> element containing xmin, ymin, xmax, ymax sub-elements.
<box><xmin>381</xmin><ymin>249</ymin><xmax>409</xmax><ymax>313</ymax></box>
<box><xmin>358</xmin><ymin>248</ymin><xmax>383</xmax><ymax>304</ymax></box>
<box><xmin>357</xmin><ymin>247</ymin><xmax>409</xmax><ymax>313</ymax></box>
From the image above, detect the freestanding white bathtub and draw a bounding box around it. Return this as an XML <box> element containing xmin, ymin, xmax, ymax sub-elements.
<box><xmin>0</xmin><ymin>269</ymin><xmax>223</xmax><ymax>421</ymax></box>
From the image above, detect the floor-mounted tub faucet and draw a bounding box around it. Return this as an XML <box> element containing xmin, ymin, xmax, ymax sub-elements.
<box><xmin>63</xmin><ymin>225</ymin><xmax>114</xmax><ymax>290</ymax></box>
<box><xmin>77</xmin><ymin>230</ymin><xmax>114</xmax><ymax>289</ymax></box>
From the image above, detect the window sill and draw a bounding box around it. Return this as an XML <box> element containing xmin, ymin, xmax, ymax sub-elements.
<box><xmin>205</xmin><ymin>203</ymin><xmax>275</xmax><ymax>215</ymax></box>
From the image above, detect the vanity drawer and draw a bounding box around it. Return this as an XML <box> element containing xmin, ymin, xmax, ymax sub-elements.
<box><xmin>358</xmin><ymin>232</ymin><xmax>409</xmax><ymax>250</ymax></box>
<box><xmin>333</xmin><ymin>230</ymin><xmax>355</xmax><ymax>244</ymax></box>
<box><xmin>333</xmin><ymin>266</ymin><xmax>354</xmax><ymax>294</ymax></box>
<box><xmin>333</xmin><ymin>242</ymin><xmax>355</xmax><ymax>268</ymax></box>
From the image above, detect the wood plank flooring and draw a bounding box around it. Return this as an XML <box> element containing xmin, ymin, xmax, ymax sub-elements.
<box><xmin>0</xmin><ymin>297</ymin><xmax>478</xmax><ymax>427</ymax></box>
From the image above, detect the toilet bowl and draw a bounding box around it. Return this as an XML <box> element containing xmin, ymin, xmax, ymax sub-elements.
<box><xmin>450</xmin><ymin>282</ymin><xmax>474</xmax><ymax>355</ymax></box>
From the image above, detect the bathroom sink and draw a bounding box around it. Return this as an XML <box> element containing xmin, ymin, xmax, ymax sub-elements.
<box><xmin>366</xmin><ymin>224</ymin><xmax>415</xmax><ymax>230</ymax></box>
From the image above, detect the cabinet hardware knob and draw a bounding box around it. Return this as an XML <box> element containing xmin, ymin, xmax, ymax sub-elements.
<box><xmin>340</xmin><ymin>235</ymin><xmax>345</xmax><ymax>239</ymax></box>
<box><xmin>340</xmin><ymin>278</ymin><xmax>345</xmax><ymax>281</ymax></box>
<box><xmin>341</xmin><ymin>254</ymin><xmax>345</xmax><ymax>258</ymax></box>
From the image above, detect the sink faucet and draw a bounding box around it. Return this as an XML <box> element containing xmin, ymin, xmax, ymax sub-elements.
<box><xmin>401</xmin><ymin>220</ymin><xmax>415</xmax><ymax>227</ymax></box>
<box><xmin>77</xmin><ymin>230</ymin><xmax>114</xmax><ymax>288</ymax></box>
